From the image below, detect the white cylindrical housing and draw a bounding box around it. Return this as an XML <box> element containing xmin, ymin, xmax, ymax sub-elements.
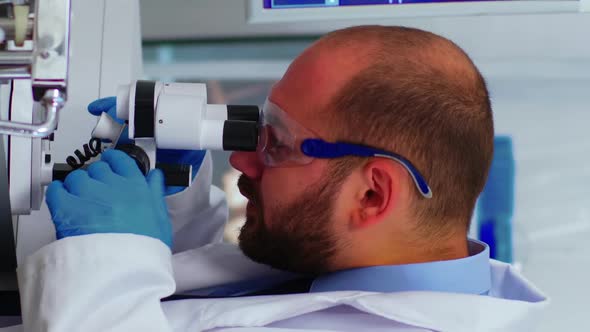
<box><xmin>155</xmin><ymin>93</ymin><xmax>206</xmax><ymax>150</ymax></box>
<box><xmin>200</xmin><ymin>119</ymin><xmax>225</xmax><ymax>150</ymax></box>
<box><xmin>205</xmin><ymin>104</ymin><xmax>228</xmax><ymax>121</ymax></box>
<box><xmin>161</xmin><ymin>82</ymin><xmax>207</xmax><ymax>99</ymax></box>
<box><xmin>126</xmin><ymin>80</ymin><xmax>162</xmax><ymax>139</ymax></box>
<box><xmin>91</xmin><ymin>112</ymin><xmax>125</xmax><ymax>142</ymax></box>
<box><xmin>116</xmin><ymin>83</ymin><xmax>131</xmax><ymax>120</ymax></box>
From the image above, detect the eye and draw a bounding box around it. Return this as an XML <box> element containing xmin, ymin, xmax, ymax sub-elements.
<box><xmin>268</xmin><ymin>131</ymin><xmax>289</xmax><ymax>149</ymax></box>
<box><xmin>266</xmin><ymin>127</ymin><xmax>291</xmax><ymax>157</ymax></box>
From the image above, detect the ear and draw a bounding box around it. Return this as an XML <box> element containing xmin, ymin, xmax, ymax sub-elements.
<box><xmin>349</xmin><ymin>160</ymin><xmax>401</xmax><ymax>229</ymax></box>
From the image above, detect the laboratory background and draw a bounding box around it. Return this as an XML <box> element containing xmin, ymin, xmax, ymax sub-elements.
<box><xmin>0</xmin><ymin>0</ymin><xmax>588</xmax><ymax>330</ymax></box>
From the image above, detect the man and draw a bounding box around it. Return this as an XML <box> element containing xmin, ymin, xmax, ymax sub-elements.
<box><xmin>16</xmin><ymin>26</ymin><xmax>547</xmax><ymax>331</ymax></box>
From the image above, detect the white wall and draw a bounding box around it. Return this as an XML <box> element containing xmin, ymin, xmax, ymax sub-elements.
<box><xmin>488</xmin><ymin>77</ymin><xmax>590</xmax><ymax>332</ymax></box>
<box><xmin>140</xmin><ymin>0</ymin><xmax>590</xmax><ymax>81</ymax></box>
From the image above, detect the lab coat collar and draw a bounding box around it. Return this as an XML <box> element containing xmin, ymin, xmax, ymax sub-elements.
<box><xmin>163</xmin><ymin>287</ymin><xmax>547</xmax><ymax>332</ymax></box>
<box><xmin>165</xmin><ymin>240</ymin><xmax>547</xmax><ymax>331</ymax></box>
<box><xmin>311</xmin><ymin>239</ymin><xmax>490</xmax><ymax>295</ymax></box>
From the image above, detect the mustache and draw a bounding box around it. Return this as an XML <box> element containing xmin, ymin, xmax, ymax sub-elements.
<box><xmin>237</xmin><ymin>174</ymin><xmax>257</xmax><ymax>201</ymax></box>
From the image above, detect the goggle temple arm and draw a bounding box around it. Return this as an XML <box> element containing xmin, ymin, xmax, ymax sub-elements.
<box><xmin>300</xmin><ymin>139</ymin><xmax>432</xmax><ymax>199</ymax></box>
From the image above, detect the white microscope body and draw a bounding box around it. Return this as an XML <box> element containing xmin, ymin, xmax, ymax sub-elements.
<box><xmin>0</xmin><ymin>0</ymin><xmax>260</xmax><ymax>322</ymax></box>
<box><xmin>0</xmin><ymin>1</ymin><xmax>261</xmax><ymax>293</ymax></box>
<box><xmin>50</xmin><ymin>79</ymin><xmax>261</xmax><ymax>187</ymax></box>
<box><xmin>0</xmin><ymin>0</ymin><xmax>72</xmax><ymax>321</ymax></box>
<box><xmin>81</xmin><ymin>80</ymin><xmax>260</xmax><ymax>187</ymax></box>
<box><xmin>0</xmin><ymin>0</ymin><xmax>144</xmax><ymax>321</ymax></box>
<box><xmin>116</xmin><ymin>81</ymin><xmax>259</xmax><ymax>151</ymax></box>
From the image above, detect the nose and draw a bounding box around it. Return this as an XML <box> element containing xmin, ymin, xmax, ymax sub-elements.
<box><xmin>229</xmin><ymin>151</ymin><xmax>263</xmax><ymax>180</ymax></box>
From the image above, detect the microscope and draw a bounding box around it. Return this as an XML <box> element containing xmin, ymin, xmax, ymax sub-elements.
<box><xmin>0</xmin><ymin>0</ymin><xmax>70</xmax><ymax>321</ymax></box>
<box><xmin>52</xmin><ymin>80</ymin><xmax>260</xmax><ymax>187</ymax></box>
<box><xmin>0</xmin><ymin>0</ymin><xmax>261</xmax><ymax>322</ymax></box>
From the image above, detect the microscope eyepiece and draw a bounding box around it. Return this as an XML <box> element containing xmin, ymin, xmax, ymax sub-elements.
<box><xmin>227</xmin><ymin>105</ymin><xmax>260</xmax><ymax>122</ymax></box>
<box><xmin>223</xmin><ymin>120</ymin><xmax>259</xmax><ymax>151</ymax></box>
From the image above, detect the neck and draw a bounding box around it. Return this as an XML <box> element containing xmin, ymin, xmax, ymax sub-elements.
<box><xmin>417</xmin><ymin>235</ymin><xmax>470</xmax><ymax>262</ymax></box>
<box><xmin>330</xmin><ymin>232</ymin><xmax>469</xmax><ymax>271</ymax></box>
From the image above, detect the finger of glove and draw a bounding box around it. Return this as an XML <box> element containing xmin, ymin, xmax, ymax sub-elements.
<box><xmin>86</xmin><ymin>161</ymin><xmax>122</xmax><ymax>184</ymax></box>
<box><xmin>46</xmin><ymin>181</ymin><xmax>93</xmax><ymax>228</ymax></box>
<box><xmin>147</xmin><ymin>169</ymin><xmax>166</xmax><ymax>198</ymax></box>
<box><xmin>46</xmin><ymin>181</ymin><xmax>76</xmax><ymax>214</ymax></box>
<box><xmin>88</xmin><ymin>97</ymin><xmax>117</xmax><ymax>116</ymax></box>
<box><xmin>63</xmin><ymin>169</ymin><xmax>109</xmax><ymax>200</ymax></box>
<box><xmin>101</xmin><ymin>149</ymin><xmax>144</xmax><ymax>180</ymax></box>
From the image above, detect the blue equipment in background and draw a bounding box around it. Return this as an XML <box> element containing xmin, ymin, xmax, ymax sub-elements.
<box><xmin>477</xmin><ymin>136</ymin><xmax>515</xmax><ymax>263</ymax></box>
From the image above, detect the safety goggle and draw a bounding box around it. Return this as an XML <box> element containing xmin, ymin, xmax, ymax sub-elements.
<box><xmin>257</xmin><ymin>100</ymin><xmax>432</xmax><ymax>199</ymax></box>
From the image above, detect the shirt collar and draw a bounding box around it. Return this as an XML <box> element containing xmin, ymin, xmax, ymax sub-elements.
<box><xmin>310</xmin><ymin>239</ymin><xmax>491</xmax><ymax>295</ymax></box>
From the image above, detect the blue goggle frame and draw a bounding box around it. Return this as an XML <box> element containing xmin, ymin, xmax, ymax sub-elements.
<box><xmin>300</xmin><ymin>138</ymin><xmax>432</xmax><ymax>199</ymax></box>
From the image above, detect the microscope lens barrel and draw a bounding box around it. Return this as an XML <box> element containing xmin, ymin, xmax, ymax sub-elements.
<box><xmin>205</xmin><ymin>104</ymin><xmax>260</xmax><ymax>123</ymax></box>
<box><xmin>200</xmin><ymin>120</ymin><xmax>225</xmax><ymax>150</ymax></box>
<box><xmin>227</xmin><ymin>105</ymin><xmax>260</xmax><ymax>122</ymax></box>
<box><xmin>205</xmin><ymin>105</ymin><xmax>229</xmax><ymax>121</ymax></box>
<box><xmin>116</xmin><ymin>84</ymin><xmax>132</xmax><ymax>120</ymax></box>
<box><xmin>222</xmin><ymin>120</ymin><xmax>259</xmax><ymax>151</ymax></box>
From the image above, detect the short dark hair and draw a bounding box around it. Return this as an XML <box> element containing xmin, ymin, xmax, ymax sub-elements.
<box><xmin>322</xmin><ymin>26</ymin><xmax>494</xmax><ymax>235</ymax></box>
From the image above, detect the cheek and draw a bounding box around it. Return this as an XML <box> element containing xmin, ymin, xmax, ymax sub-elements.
<box><xmin>329</xmin><ymin>182</ymin><xmax>355</xmax><ymax>234</ymax></box>
<box><xmin>259</xmin><ymin>164</ymin><xmax>326</xmax><ymax>222</ymax></box>
<box><xmin>323</xmin><ymin>173</ymin><xmax>359</xmax><ymax>235</ymax></box>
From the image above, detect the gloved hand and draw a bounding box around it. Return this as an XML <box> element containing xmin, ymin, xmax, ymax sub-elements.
<box><xmin>46</xmin><ymin>149</ymin><xmax>173</xmax><ymax>248</ymax></box>
<box><xmin>88</xmin><ymin>96</ymin><xmax>207</xmax><ymax>195</ymax></box>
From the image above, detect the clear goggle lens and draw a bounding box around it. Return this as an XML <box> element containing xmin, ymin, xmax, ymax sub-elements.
<box><xmin>257</xmin><ymin>100</ymin><xmax>314</xmax><ymax>167</ymax></box>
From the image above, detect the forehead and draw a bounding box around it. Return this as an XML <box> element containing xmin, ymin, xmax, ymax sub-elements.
<box><xmin>268</xmin><ymin>44</ymin><xmax>366</xmax><ymax>138</ymax></box>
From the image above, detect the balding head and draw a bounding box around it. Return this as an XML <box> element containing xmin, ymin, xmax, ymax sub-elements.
<box><xmin>317</xmin><ymin>26</ymin><xmax>486</xmax><ymax>115</ymax></box>
<box><xmin>317</xmin><ymin>26</ymin><xmax>494</xmax><ymax>236</ymax></box>
<box><xmin>268</xmin><ymin>34</ymin><xmax>375</xmax><ymax>138</ymax></box>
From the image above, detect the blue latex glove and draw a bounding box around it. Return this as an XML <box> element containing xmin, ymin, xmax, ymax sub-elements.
<box><xmin>88</xmin><ymin>97</ymin><xmax>206</xmax><ymax>195</ymax></box>
<box><xmin>46</xmin><ymin>149</ymin><xmax>173</xmax><ymax>248</ymax></box>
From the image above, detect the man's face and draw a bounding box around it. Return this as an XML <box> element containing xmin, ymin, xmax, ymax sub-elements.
<box><xmin>230</xmin><ymin>44</ymin><xmax>363</xmax><ymax>274</ymax></box>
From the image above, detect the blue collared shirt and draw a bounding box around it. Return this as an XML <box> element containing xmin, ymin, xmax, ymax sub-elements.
<box><xmin>310</xmin><ymin>239</ymin><xmax>491</xmax><ymax>295</ymax></box>
<box><xmin>184</xmin><ymin>239</ymin><xmax>491</xmax><ymax>297</ymax></box>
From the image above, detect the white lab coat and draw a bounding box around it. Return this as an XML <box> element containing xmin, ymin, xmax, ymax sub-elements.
<box><xmin>12</xmin><ymin>152</ymin><xmax>549</xmax><ymax>332</ymax></box>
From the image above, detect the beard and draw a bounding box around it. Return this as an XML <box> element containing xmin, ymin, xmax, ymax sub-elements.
<box><xmin>237</xmin><ymin>173</ymin><xmax>345</xmax><ymax>275</ymax></box>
